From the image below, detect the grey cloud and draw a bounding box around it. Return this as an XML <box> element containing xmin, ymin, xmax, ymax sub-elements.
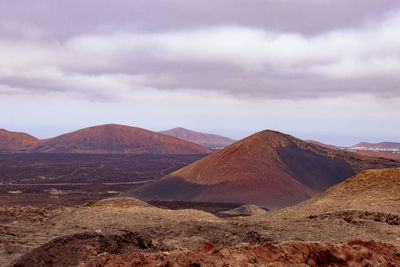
<box><xmin>0</xmin><ymin>0</ymin><xmax>399</xmax><ymax>38</ymax></box>
<box><xmin>1</xmin><ymin>1</ymin><xmax>400</xmax><ymax>101</ymax></box>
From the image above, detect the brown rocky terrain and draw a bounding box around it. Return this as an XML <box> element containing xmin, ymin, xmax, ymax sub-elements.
<box><xmin>160</xmin><ymin>127</ymin><xmax>236</xmax><ymax>149</ymax></box>
<box><xmin>0</xmin><ymin>129</ymin><xmax>38</xmax><ymax>152</ymax></box>
<box><xmin>23</xmin><ymin>124</ymin><xmax>211</xmax><ymax>154</ymax></box>
<box><xmin>132</xmin><ymin>130</ymin><xmax>400</xmax><ymax>209</ymax></box>
<box><xmin>2</xmin><ymin>168</ymin><xmax>400</xmax><ymax>266</ymax></box>
<box><xmin>355</xmin><ymin>150</ymin><xmax>400</xmax><ymax>161</ymax></box>
<box><xmin>282</xmin><ymin>167</ymin><xmax>400</xmax><ymax>215</ymax></box>
<box><xmin>219</xmin><ymin>205</ymin><xmax>268</xmax><ymax>217</ymax></box>
<box><xmin>82</xmin><ymin>240</ymin><xmax>400</xmax><ymax>266</ymax></box>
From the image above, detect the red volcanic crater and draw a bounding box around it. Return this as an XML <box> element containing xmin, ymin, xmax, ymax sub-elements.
<box><xmin>132</xmin><ymin>130</ymin><xmax>400</xmax><ymax>209</ymax></box>
<box><xmin>23</xmin><ymin>124</ymin><xmax>211</xmax><ymax>154</ymax></box>
<box><xmin>0</xmin><ymin>129</ymin><xmax>38</xmax><ymax>152</ymax></box>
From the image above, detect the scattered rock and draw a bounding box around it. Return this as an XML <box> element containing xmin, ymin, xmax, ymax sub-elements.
<box><xmin>13</xmin><ymin>232</ymin><xmax>154</xmax><ymax>267</ymax></box>
<box><xmin>85</xmin><ymin>197</ymin><xmax>151</xmax><ymax>208</ymax></box>
<box><xmin>309</xmin><ymin>210</ymin><xmax>400</xmax><ymax>226</ymax></box>
<box><xmin>82</xmin><ymin>240</ymin><xmax>400</xmax><ymax>266</ymax></box>
<box><xmin>0</xmin><ymin>206</ymin><xmax>55</xmax><ymax>223</ymax></box>
<box><xmin>219</xmin><ymin>205</ymin><xmax>268</xmax><ymax>217</ymax></box>
<box><xmin>45</xmin><ymin>188</ymin><xmax>63</xmax><ymax>195</ymax></box>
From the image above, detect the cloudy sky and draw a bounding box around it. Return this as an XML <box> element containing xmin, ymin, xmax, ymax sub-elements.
<box><xmin>1</xmin><ymin>0</ymin><xmax>400</xmax><ymax>145</ymax></box>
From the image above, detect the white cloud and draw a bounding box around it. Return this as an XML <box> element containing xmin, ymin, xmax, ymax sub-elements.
<box><xmin>1</xmin><ymin>7</ymin><xmax>400</xmax><ymax>101</ymax></box>
<box><xmin>309</xmin><ymin>58</ymin><xmax>400</xmax><ymax>78</ymax></box>
<box><xmin>63</xmin><ymin>11</ymin><xmax>400</xmax><ymax>75</ymax></box>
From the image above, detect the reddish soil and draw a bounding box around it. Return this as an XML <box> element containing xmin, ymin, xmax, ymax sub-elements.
<box><xmin>13</xmin><ymin>232</ymin><xmax>156</xmax><ymax>267</ymax></box>
<box><xmin>80</xmin><ymin>240</ymin><xmax>400</xmax><ymax>266</ymax></box>
<box><xmin>22</xmin><ymin>124</ymin><xmax>211</xmax><ymax>154</ymax></box>
<box><xmin>160</xmin><ymin>127</ymin><xmax>236</xmax><ymax>148</ymax></box>
<box><xmin>134</xmin><ymin>130</ymin><xmax>400</xmax><ymax>209</ymax></box>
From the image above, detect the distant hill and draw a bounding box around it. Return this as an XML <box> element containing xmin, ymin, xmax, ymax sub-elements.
<box><xmin>306</xmin><ymin>140</ymin><xmax>400</xmax><ymax>161</ymax></box>
<box><xmin>352</xmin><ymin>142</ymin><xmax>400</xmax><ymax>151</ymax></box>
<box><xmin>159</xmin><ymin>127</ymin><xmax>236</xmax><ymax>149</ymax></box>
<box><xmin>23</xmin><ymin>124</ymin><xmax>211</xmax><ymax>154</ymax></box>
<box><xmin>132</xmin><ymin>130</ymin><xmax>400</xmax><ymax>209</ymax></box>
<box><xmin>0</xmin><ymin>129</ymin><xmax>38</xmax><ymax>152</ymax></box>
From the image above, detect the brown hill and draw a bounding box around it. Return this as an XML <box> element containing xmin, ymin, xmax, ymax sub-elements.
<box><xmin>132</xmin><ymin>130</ymin><xmax>400</xmax><ymax>209</ymax></box>
<box><xmin>291</xmin><ymin>167</ymin><xmax>400</xmax><ymax>215</ymax></box>
<box><xmin>0</xmin><ymin>129</ymin><xmax>38</xmax><ymax>152</ymax></box>
<box><xmin>23</xmin><ymin>124</ymin><xmax>211</xmax><ymax>154</ymax></box>
<box><xmin>160</xmin><ymin>127</ymin><xmax>236</xmax><ymax>149</ymax></box>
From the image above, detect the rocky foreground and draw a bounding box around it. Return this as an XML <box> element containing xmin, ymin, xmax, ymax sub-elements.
<box><xmin>81</xmin><ymin>240</ymin><xmax>400</xmax><ymax>267</ymax></box>
<box><xmin>1</xmin><ymin>168</ymin><xmax>400</xmax><ymax>266</ymax></box>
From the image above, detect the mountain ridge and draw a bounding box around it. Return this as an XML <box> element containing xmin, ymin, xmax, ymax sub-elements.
<box><xmin>22</xmin><ymin>124</ymin><xmax>211</xmax><ymax>154</ymax></box>
<box><xmin>160</xmin><ymin>127</ymin><xmax>236</xmax><ymax>149</ymax></box>
<box><xmin>353</xmin><ymin>141</ymin><xmax>400</xmax><ymax>150</ymax></box>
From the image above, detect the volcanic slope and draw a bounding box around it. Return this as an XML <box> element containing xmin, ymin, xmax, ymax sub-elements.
<box><xmin>132</xmin><ymin>130</ymin><xmax>400</xmax><ymax>209</ymax></box>
<box><xmin>0</xmin><ymin>129</ymin><xmax>38</xmax><ymax>152</ymax></box>
<box><xmin>259</xmin><ymin>168</ymin><xmax>400</xmax><ymax>248</ymax></box>
<box><xmin>160</xmin><ymin>127</ymin><xmax>236</xmax><ymax>149</ymax></box>
<box><xmin>287</xmin><ymin>167</ymin><xmax>400</xmax><ymax>215</ymax></box>
<box><xmin>24</xmin><ymin>124</ymin><xmax>211</xmax><ymax>154</ymax></box>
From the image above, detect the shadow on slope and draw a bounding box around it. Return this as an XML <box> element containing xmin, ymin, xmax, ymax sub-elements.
<box><xmin>277</xmin><ymin>143</ymin><xmax>355</xmax><ymax>191</ymax></box>
<box><xmin>128</xmin><ymin>177</ymin><xmax>310</xmax><ymax>210</ymax></box>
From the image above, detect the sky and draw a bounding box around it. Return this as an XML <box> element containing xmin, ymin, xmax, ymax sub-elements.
<box><xmin>1</xmin><ymin>0</ymin><xmax>400</xmax><ymax>145</ymax></box>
